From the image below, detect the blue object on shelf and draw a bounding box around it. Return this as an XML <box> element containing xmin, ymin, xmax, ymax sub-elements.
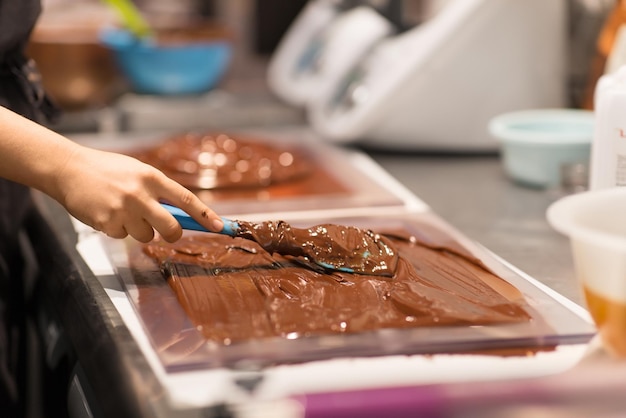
<box><xmin>100</xmin><ymin>27</ymin><xmax>232</xmax><ymax>95</ymax></box>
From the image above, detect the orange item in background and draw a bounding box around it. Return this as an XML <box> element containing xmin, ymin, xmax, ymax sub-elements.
<box><xmin>583</xmin><ymin>1</ymin><xmax>626</xmax><ymax>110</ymax></box>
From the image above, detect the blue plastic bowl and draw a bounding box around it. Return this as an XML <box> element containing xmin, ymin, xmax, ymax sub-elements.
<box><xmin>100</xmin><ymin>27</ymin><xmax>231</xmax><ymax>95</ymax></box>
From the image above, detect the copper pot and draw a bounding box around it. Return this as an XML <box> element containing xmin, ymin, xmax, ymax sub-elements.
<box><xmin>27</xmin><ymin>24</ymin><xmax>125</xmax><ymax>111</ymax></box>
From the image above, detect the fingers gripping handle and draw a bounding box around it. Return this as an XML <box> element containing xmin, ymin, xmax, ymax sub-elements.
<box><xmin>161</xmin><ymin>203</ymin><xmax>239</xmax><ymax>237</ymax></box>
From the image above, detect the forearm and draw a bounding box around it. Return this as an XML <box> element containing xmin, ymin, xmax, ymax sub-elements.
<box><xmin>0</xmin><ymin>105</ymin><xmax>224</xmax><ymax>242</ymax></box>
<box><xmin>0</xmin><ymin>105</ymin><xmax>81</xmax><ymax>196</ymax></box>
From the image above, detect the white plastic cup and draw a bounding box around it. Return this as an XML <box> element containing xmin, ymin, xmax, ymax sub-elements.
<box><xmin>548</xmin><ymin>187</ymin><xmax>626</xmax><ymax>357</ymax></box>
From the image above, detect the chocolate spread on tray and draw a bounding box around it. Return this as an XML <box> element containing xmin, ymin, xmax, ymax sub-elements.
<box><xmin>142</xmin><ymin>221</ymin><xmax>532</xmax><ymax>345</ymax></box>
<box><xmin>235</xmin><ymin>220</ymin><xmax>398</xmax><ymax>276</ymax></box>
<box><xmin>133</xmin><ymin>132</ymin><xmax>312</xmax><ymax>190</ymax></box>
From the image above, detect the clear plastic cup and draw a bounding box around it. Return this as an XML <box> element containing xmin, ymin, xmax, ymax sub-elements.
<box><xmin>548</xmin><ymin>187</ymin><xmax>626</xmax><ymax>357</ymax></box>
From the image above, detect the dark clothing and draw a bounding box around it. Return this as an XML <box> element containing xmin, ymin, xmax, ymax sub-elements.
<box><xmin>0</xmin><ymin>0</ymin><xmax>42</xmax><ymax>264</ymax></box>
<box><xmin>0</xmin><ymin>2</ymin><xmax>40</xmax><ymax>52</ymax></box>
<box><xmin>0</xmin><ymin>0</ymin><xmax>42</xmax><ymax>304</ymax></box>
<box><xmin>0</xmin><ymin>1</ymin><xmax>59</xmax><ymax>123</ymax></box>
<box><xmin>0</xmin><ymin>1</ymin><xmax>60</xmax><ymax>416</ymax></box>
<box><xmin>0</xmin><ymin>1</ymin><xmax>40</xmax><ymax>116</ymax></box>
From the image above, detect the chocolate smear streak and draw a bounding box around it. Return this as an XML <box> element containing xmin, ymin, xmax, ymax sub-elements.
<box><xmin>235</xmin><ymin>220</ymin><xmax>399</xmax><ymax>276</ymax></box>
<box><xmin>142</xmin><ymin>225</ymin><xmax>533</xmax><ymax>345</ymax></box>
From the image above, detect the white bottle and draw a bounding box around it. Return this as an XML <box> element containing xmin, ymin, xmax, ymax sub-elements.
<box><xmin>589</xmin><ymin>65</ymin><xmax>626</xmax><ymax>190</ymax></box>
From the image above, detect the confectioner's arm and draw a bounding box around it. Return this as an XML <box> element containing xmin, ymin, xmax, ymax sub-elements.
<box><xmin>0</xmin><ymin>105</ymin><xmax>223</xmax><ymax>242</ymax></box>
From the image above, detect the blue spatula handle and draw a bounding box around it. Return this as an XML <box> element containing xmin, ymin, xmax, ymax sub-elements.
<box><xmin>161</xmin><ymin>203</ymin><xmax>239</xmax><ymax>237</ymax></box>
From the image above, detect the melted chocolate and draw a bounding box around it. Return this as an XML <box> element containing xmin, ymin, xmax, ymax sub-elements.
<box><xmin>234</xmin><ymin>220</ymin><xmax>398</xmax><ymax>276</ymax></box>
<box><xmin>133</xmin><ymin>132</ymin><xmax>312</xmax><ymax>190</ymax></box>
<box><xmin>142</xmin><ymin>224</ymin><xmax>532</xmax><ymax>345</ymax></box>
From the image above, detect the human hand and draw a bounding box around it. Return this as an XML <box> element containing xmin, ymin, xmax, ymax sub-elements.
<box><xmin>50</xmin><ymin>145</ymin><xmax>223</xmax><ymax>243</ymax></box>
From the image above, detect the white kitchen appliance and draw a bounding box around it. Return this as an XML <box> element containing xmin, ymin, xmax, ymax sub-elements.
<box><xmin>273</xmin><ymin>0</ymin><xmax>568</xmax><ymax>151</ymax></box>
<box><xmin>267</xmin><ymin>0</ymin><xmax>395</xmax><ymax>107</ymax></box>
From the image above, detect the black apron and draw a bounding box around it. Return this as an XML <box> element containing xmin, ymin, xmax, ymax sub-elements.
<box><xmin>0</xmin><ymin>1</ymin><xmax>61</xmax><ymax>415</ymax></box>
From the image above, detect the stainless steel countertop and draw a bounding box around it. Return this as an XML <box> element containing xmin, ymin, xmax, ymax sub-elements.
<box><xmin>368</xmin><ymin>151</ymin><xmax>583</xmax><ymax>306</ymax></box>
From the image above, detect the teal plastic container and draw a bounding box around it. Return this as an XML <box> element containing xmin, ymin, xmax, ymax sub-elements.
<box><xmin>489</xmin><ymin>109</ymin><xmax>594</xmax><ymax>188</ymax></box>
